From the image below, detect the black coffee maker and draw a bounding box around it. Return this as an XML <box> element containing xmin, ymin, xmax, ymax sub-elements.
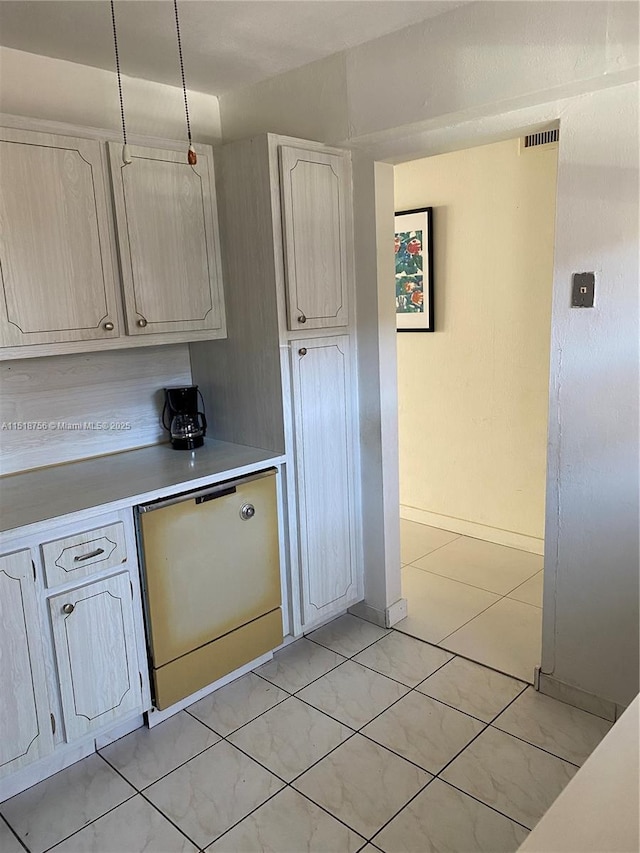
<box><xmin>162</xmin><ymin>386</ymin><xmax>207</xmax><ymax>450</ymax></box>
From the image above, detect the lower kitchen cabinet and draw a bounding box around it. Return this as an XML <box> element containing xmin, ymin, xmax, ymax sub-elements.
<box><xmin>0</xmin><ymin>550</ymin><xmax>54</xmax><ymax>778</ymax></box>
<box><xmin>290</xmin><ymin>336</ymin><xmax>361</xmax><ymax>627</ymax></box>
<box><xmin>0</xmin><ymin>509</ymin><xmax>150</xmax><ymax>794</ymax></box>
<box><xmin>49</xmin><ymin>572</ymin><xmax>142</xmax><ymax>742</ymax></box>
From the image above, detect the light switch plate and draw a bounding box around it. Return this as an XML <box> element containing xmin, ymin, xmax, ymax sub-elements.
<box><xmin>572</xmin><ymin>272</ymin><xmax>595</xmax><ymax>307</ymax></box>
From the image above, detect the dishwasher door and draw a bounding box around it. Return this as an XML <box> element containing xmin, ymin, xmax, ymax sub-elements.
<box><xmin>137</xmin><ymin>469</ymin><xmax>282</xmax><ymax>708</ymax></box>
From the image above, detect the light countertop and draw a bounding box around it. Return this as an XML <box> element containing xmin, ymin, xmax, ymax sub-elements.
<box><xmin>0</xmin><ymin>440</ymin><xmax>285</xmax><ymax>535</ymax></box>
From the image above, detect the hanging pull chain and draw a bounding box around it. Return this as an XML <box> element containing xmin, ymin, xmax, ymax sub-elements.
<box><xmin>173</xmin><ymin>0</ymin><xmax>196</xmax><ymax>165</ymax></box>
<box><xmin>110</xmin><ymin>1</ymin><xmax>131</xmax><ymax>165</ymax></box>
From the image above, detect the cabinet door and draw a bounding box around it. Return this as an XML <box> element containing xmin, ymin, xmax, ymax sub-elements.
<box><xmin>0</xmin><ymin>128</ymin><xmax>120</xmax><ymax>347</ymax></box>
<box><xmin>290</xmin><ymin>336</ymin><xmax>360</xmax><ymax>626</ymax></box>
<box><xmin>49</xmin><ymin>572</ymin><xmax>141</xmax><ymax>741</ymax></box>
<box><xmin>108</xmin><ymin>143</ymin><xmax>225</xmax><ymax>337</ymax></box>
<box><xmin>0</xmin><ymin>550</ymin><xmax>54</xmax><ymax>779</ymax></box>
<box><xmin>280</xmin><ymin>146</ymin><xmax>350</xmax><ymax>331</ymax></box>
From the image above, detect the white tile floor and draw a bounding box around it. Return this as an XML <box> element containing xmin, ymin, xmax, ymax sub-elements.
<box><xmin>396</xmin><ymin>520</ymin><xmax>544</xmax><ymax>682</ymax></box>
<box><xmin>1</xmin><ymin>614</ymin><xmax>613</xmax><ymax>853</ymax></box>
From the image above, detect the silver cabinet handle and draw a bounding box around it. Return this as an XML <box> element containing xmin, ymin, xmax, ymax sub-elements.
<box><xmin>62</xmin><ymin>603</ymin><xmax>74</xmax><ymax>615</ymax></box>
<box><xmin>103</xmin><ymin>321</ymin><xmax>114</xmax><ymax>331</ymax></box>
<box><xmin>298</xmin><ymin>313</ymin><xmax>307</xmax><ymax>324</ymax></box>
<box><xmin>240</xmin><ymin>503</ymin><xmax>256</xmax><ymax>520</ymax></box>
<box><xmin>298</xmin><ymin>347</ymin><xmax>307</xmax><ymax>356</ymax></box>
<box><xmin>74</xmin><ymin>547</ymin><xmax>105</xmax><ymax>562</ymax></box>
<box><xmin>137</xmin><ymin>317</ymin><xmax>148</xmax><ymax>328</ymax></box>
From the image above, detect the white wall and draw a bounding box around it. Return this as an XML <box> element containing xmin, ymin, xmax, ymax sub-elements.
<box><xmin>218</xmin><ymin>0</ymin><xmax>639</xmax><ymax>707</ymax></box>
<box><xmin>219</xmin><ymin>1</ymin><xmax>638</xmax><ymax>146</ymax></box>
<box><xmin>395</xmin><ymin>138</ymin><xmax>557</xmax><ymax>552</ymax></box>
<box><xmin>541</xmin><ymin>82</ymin><xmax>639</xmax><ymax>708</ymax></box>
<box><xmin>345</xmin><ymin>0</ymin><xmax>638</xmax><ymax>140</ymax></box>
<box><xmin>220</xmin><ymin>52</ymin><xmax>348</xmax><ymax>145</ymax></box>
<box><xmin>0</xmin><ymin>46</ymin><xmax>221</xmax><ymax>143</ymax></box>
<box><xmin>351</xmin><ymin>155</ymin><xmax>403</xmax><ymax>623</ymax></box>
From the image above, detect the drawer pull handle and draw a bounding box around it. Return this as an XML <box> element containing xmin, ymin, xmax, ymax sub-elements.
<box><xmin>74</xmin><ymin>547</ymin><xmax>105</xmax><ymax>562</ymax></box>
<box><xmin>62</xmin><ymin>603</ymin><xmax>74</xmax><ymax>615</ymax></box>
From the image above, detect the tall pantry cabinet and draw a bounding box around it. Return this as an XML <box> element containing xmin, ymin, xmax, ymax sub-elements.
<box><xmin>190</xmin><ymin>134</ymin><xmax>363</xmax><ymax>633</ymax></box>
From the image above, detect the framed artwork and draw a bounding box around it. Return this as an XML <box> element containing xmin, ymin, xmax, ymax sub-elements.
<box><xmin>395</xmin><ymin>206</ymin><xmax>434</xmax><ymax>332</ymax></box>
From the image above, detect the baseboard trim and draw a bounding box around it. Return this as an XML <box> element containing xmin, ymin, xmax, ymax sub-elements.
<box><xmin>400</xmin><ymin>505</ymin><xmax>544</xmax><ymax>556</ymax></box>
<box><xmin>537</xmin><ymin>672</ymin><xmax>618</xmax><ymax>721</ymax></box>
<box><xmin>349</xmin><ymin>598</ymin><xmax>408</xmax><ymax>628</ymax></box>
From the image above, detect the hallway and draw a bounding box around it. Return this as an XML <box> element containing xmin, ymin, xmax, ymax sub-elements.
<box><xmin>396</xmin><ymin>520</ymin><xmax>543</xmax><ymax>682</ymax></box>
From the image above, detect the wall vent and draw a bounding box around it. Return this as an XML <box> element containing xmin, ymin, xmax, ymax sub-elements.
<box><xmin>524</xmin><ymin>129</ymin><xmax>559</xmax><ymax>148</ymax></box>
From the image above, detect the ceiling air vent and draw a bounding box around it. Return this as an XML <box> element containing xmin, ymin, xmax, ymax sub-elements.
<box><xmin>524</xmin><ymin>129</ymin><xmax>559</xmax><ymax>148</ymax></box>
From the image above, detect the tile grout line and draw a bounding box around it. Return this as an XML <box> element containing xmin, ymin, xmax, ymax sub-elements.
<box><xmin>1</xmin><ymin>813</ymin><xmax>30</xmax><ymax>853</ymax></box>
<box><xmin>252</xmin><ymin>651</ymin><xmax>348</xmax><ymax>694</ymax></box>
<box><xmin>92</xmin><ymin>752</ymin><xmax>204</xmax><ymax>852</ymax></box>
<box><xmin>206</xmin><ymin>652</ymin><xmax>571</xmax><ymax>842</ymax></box>
<box><xmin>139</xmin><ymin>667</ymin><xmax>577</xmax><ymax>845</ymax></box>
<box><xmin>437</xmin><ymin>777</ymin><xmax>533</xmax><ymax>831</ymax></box>
<box><xmin>408</xmin><ymin>563</ymin><xmax>542</xmax><ymax>603</ymax></box>
<box><xmin>387</xmin><ymin>623</ymin><xmax>532</xmax><ymax>686</ymax></box>
<box><xmin>486</xmin><ymin>723</ymin><xmax>581</xmax><ymax>768</ymax></box>
<box><xmin>304</xmin><ymin>629</ymin><xmax>390</xmax><ymax>661</ymax></box>
<box><xmin>295</xmin><ymin>663</ymin><xmax>557</xmax><ymax>841</ymax></box>
<box><xmin>368</xmin><ymin>683</ymin><xmax>535</xmax><ymax>846</ymax></box>
<box><xmin>203</xmin><ymin>695</ymin><xmax>443</xmax><ymax>847</ymax></box>
<box><xmin>184</xmin><ymin>690</ymin><xmax>291</xmax><ymax>737</ymax></box>
<box><xmin>99</xmin><ymin>739</ymin><xmax>223</xmax><ymax>794</ymax></box>
<box><xmin>404</xmin><ymin>532</ymin><xmax>463</xmax><ymax>566</ymax></box>
<box><xmin>35</xmin><ymin>763</ymin><xmax>139</xmax><ymax>853</ymax></box>
<box><xmin>433</xmin><ymin>590</ymin><xmax>525</xmax><ymax>645</ymax></box>
<box><xmin>276</xmin><ymin>655</ymin><xmax>501</xmax><ymax>839</ymax></box>
<box><xmin>200</xmin><ymin>649</ymin><xmax>468</xmax><ymax>842</ymax></box>
<box><xmin>199</xmin><ymin>740</ymin><xmax>369</xmax><ymax>852</ymax></box>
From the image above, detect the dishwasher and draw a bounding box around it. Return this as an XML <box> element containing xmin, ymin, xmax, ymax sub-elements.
<box><xmin>136</xmin><ymin>469</ymin><xmax>282</xmax><ymax>710</ymax></box>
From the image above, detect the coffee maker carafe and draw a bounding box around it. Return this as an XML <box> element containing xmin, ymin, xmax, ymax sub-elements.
<box><xmin>162</xmin><ymin>386</ymin><xmax>207</xmax><ymax>450</ymax></box>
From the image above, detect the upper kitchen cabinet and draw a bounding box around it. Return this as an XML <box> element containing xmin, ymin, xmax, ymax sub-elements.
<box><xmin>108</xmin><ymin>143</ymin><xmax>226</xmax><ymax>337</ymax></box>
<box><xmin>0</xmin><ymin>127</ymin><xmax>120</xmax><ymax>348</ymax></box>
<box><xmin>279</xmin><ymin>145</ymin><xmax>351</xmax><ymax>331</ymax></box>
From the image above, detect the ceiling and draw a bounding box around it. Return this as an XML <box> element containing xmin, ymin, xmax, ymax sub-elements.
<box><xmin>0</xmin><ymin>1</ymin><xmax>468</xmax><ymax>96</ymax></box>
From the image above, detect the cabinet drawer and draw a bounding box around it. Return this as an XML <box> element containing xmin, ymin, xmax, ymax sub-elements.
<box><xmin>41</xmin><ymin>522</ymin><xmax>127</xmax><ymax>587</ymax></box>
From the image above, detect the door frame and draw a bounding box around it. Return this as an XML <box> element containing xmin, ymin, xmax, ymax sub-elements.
<box><xmin>353</xmin><ymin>99</ymin><xmax>567</xmax><ymax>682</ymax></box>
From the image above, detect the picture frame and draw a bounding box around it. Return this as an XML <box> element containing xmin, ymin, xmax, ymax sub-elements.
<box><xmin>395</xmin><ymin>206</ymin><xmax>434</xmax><ymax>332</ymax></box>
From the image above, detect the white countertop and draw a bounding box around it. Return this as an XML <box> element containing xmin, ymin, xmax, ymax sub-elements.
<box><xmin>518</xmin><ymin>694</ymin><xmax>639</xmax><ymax>852</ymax></box>
<box><xmin>0</xmin><ymin>440</ymin><xmax>285</xmax><ymax>535</ymax></box>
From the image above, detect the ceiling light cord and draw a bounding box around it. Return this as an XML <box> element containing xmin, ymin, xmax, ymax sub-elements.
<box><xmin>173</xmin><ymin>0</ymin><xmax>196</xmax><ymax>165</ymax></box>
<box><xmin>110</xmin><ymin>0</ymin><xmax>131</xmax><ymax>164</ymax></box>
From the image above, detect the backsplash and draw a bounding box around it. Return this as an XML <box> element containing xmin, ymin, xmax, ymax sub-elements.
<box><xmin>0</xmin><ymin>345</ymin><xmax>192</xmax><ymax>475</ymax></box>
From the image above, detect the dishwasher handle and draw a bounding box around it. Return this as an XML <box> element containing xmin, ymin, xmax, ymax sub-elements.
<box><xmin>195</xmin><ymin>485</ymin><xmax>235</xmax><ymax>505</ymax></box>
<box><xmin>137</xmin><ymin>468</ymin><xmax>276</xmax><ymax>513</ymax></box>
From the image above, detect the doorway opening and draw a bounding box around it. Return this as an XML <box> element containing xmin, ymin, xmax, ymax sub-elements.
<box><xmin>391</xmin><ymin>135</ymin><xmax>559</xmax><ymax>683</ymax></box>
